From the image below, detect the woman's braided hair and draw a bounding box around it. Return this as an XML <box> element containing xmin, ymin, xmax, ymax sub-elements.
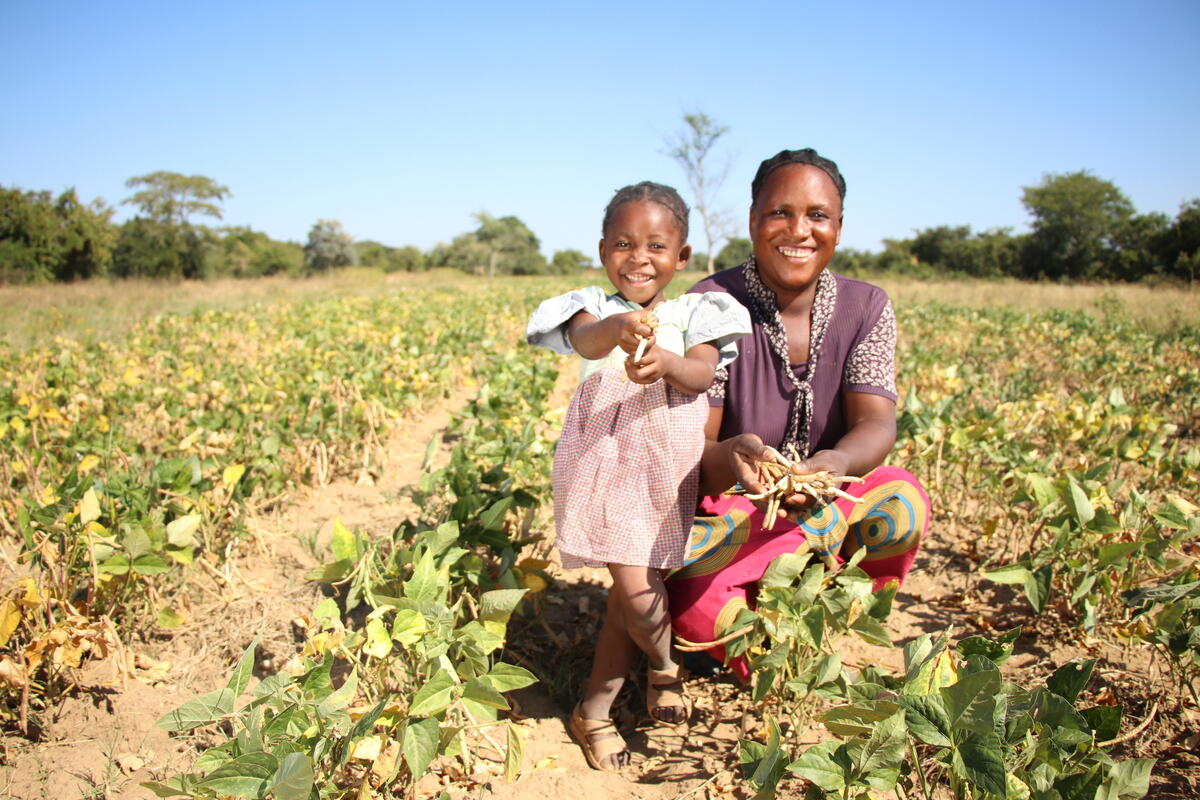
<box><xmin>602</xmin><ymin>181</ymin><xmax>690</xmax><ymax>242</ymax></box>
<box><xmin>751</xmin><ymin>148</ymin><xmax>846</xmax><ymax>207</ymax></box>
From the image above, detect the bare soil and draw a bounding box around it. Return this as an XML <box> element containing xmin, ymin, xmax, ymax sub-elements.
<box><xmin>2</xmin><ymin>383</ymin><xmax>1197</xmax><ymax>800</ymax></box>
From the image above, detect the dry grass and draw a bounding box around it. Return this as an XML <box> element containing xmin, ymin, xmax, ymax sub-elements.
<box><xmin>2</xmin><ymin>270</ymin><xmax>1196</xmax><ymax>350</ymax></box>
<box><xmin>871</xmin><ymin>275</ymin><xmax>1199</xmax><ymax>333</ymax></box>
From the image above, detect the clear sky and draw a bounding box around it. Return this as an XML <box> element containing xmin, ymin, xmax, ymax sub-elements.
<box><xmin>3</xmin><ymin>0</ymin><xmax>1198</xmax><ymax>258</ymax></box>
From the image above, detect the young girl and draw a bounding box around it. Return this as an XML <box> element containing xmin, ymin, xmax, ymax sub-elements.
<box><xmin>526</xmin><ymin>181</ymin><xmax>750</xmax><ymax>771</ymax></box>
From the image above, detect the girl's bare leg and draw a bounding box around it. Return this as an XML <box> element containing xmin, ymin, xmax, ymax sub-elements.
<box><xmin>579</xmin><ymin>565</ymin><xmax>684</xmax><ymax>725</ymax></box>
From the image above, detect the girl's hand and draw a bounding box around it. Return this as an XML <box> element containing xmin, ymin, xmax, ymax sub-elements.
<box><xmin>613</xmin><ymin>310</ymin><xmax>656</xmax><ymax>355</ymax></box>
<box><xmin>625</xmin><ymin>343</ymin><xmax>670</xmax><ymax>384</ymax></box>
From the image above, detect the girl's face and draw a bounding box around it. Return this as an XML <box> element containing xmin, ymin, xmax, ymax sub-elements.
<box><xmin>599</xmin><ymin>200</ymin><xmax>691</xmax><ymax>307</ymax></box>
<box><xmin>750</xmin><ymin>164</ymin><xmax>842</xmax><ymax>300</ymax></box>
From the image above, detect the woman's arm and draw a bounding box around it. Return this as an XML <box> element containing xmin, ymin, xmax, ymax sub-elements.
<box><xmin>566</xmin><ymin>309</ymin><xmax>654</xmax><ymax>360</ymax></box>
<box><xmin>792</xmin><ymin>391</ymin><xmax>897</xmax><ymax>479</ymax></box>
<box><xmin>697</xmin><ymin>406</ymin><xmax>777</xmax><ymax>496</ymax></box>
<box><xmin>625</xmin><ymin>341</ymin><xmax>719</xmax><ymax>395</ymax></box>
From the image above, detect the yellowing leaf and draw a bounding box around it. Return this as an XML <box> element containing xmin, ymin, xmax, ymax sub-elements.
<box><xmin>1168</xmin><ymin>493</ymin><xmax>1199</xmax><ymax>516</ymax></box>
<box><xmin>363</xmin><ymin>618</ymin><xmax>392</xmax><ymax>658</ymax></box>
<box><xmin>37</xmin><ymin>485</ymin><xmax>59</xmax><ymax>506</ymax></box>
<box><xmin>0</xmin><ymin>658</ymin><xmax>27</xmax><ymax>689</ymax></box>
<box><xmin>521</xmin><ymin>572</ymin><xmax>548</xmax><ymax>594</ymax></box>
<box><xmin>166</xmin><ymin>514</ymin><xmax>201</xmax><ymax>547</ymax></box>
<box><xmin>79</xmin><ymin>487</ymin><xmax>101</xmax><ymax>525</ymax></box>
<box><xmin>157</xmin><ymin>606</ymin><xmax>186</xmax><ymax>629</ymax></box>
<box><xmin>14</xmin><ymin>578</ymin><xmax>41</xmax><ymax>609</ymax></box>
<box><xmin>517</xmin><ymin>558</ymin><xmax>551</xmax><ymax>572</ymax></box>
<box><xmin>351</xmin><ymin>734</ymin><xmax>382</xmax><ymax>761</ymax></box>
<box><xmin>0</xmin><ymin>600</ymin><xmax>21</xmax><ymax>647</ymax></box>
<box><xmin>78</xmin><ymin>454</ymin><xmax>101</xmax><ymax>474</ymax></box>
<box><xmin>222</xmin><ymin>463</ymin><xmax>246</xmax><ymax>488</ymax></box>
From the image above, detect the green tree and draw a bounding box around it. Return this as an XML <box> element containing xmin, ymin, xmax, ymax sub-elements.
<box><xmin>122</xmin><ymin>171</ymin><xmax>230</xmax><ymax>226</ymax></box>
<box><xmin>0</xmin><ymin>187</ymin><xmax>115</xmax><ymax>283</ymax></box>
<box><xmin>714</xmin><ymin>236</ymin><xmax>753</xmax><ymax>271</ymax></box>
<box><xmin>304</xmin><ymin>219</ymin><xmax>357</xmax><ymax>272</ymax></box>
<box><xmin>1020</xmin><ymin>170</ymin><xmax>1134</xmax><ymax>280</ymax></box>
<box><xmin>474</xmin><ymin>212</ymin><xmax>546</xmax><ymax>277</ymax></box>
<box><xmin>666</xmin><ymin>112</ymin><xmax>733</xmax><ymax>275</ymax></box>
<box><xmin>550</xmin><ymin>248</ymin><xmax>593</xmax><ymax>273</ymax></box>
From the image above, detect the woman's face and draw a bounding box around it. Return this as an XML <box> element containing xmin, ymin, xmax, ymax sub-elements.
<box><xmin>749</xmin><ymin>164</ymin><xmax>842</xmax><ymax>299</ymax></box>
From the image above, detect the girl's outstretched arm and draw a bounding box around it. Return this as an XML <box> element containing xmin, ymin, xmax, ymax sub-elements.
<box><xmin>566</xmin><ymin>309</ymin><xmax>655</xmax><ymax>360</ymax></box>
<box><xmin>625</xmin><ymin>341</ymin><xmax>718</xmax><ymax>395</ymax></box>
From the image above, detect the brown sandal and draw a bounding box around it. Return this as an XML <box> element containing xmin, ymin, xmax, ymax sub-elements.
<box><xmin>568</xmin><ymin>703</ymin><xmax>628</xmax><ymax>771</ymax></box>
<box><xmin>646</xmin><ymin>663</ymin><xmax>691</xmax><ymax>727</ymax></box>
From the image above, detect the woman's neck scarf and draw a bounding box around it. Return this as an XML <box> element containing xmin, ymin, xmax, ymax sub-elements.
<box><xmin>729</xmin><ymin>257</ymin><xmax>837</xmax><ymax>458</ymax></box>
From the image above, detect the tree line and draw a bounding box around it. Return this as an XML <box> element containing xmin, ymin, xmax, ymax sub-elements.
<box><xmin>0</xmin><ymin>171</ymin><xmax>592</xmax><ymax>284</ymax></box>
<box><xmin>1</xmin><ymin>169</ymin><xmax>1196</xmax><ymax>285</ymax></box>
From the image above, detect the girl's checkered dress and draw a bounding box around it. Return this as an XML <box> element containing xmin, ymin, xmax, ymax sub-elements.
<box><xmin>526</xmin><ymin>287</ymin><xmax>751</xmax><ymax>569</ymax></box>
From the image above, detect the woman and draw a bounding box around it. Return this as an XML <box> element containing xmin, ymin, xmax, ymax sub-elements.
<box><xmin>667</xmin><ymin>148</ymin><xmax>930</xmax><ymax>679</ymax></box>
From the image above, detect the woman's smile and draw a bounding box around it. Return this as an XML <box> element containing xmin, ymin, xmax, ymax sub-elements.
<box><xmin>749</xmin><ymin>163</ymin><xmax>843</xmax><ymax>300</ymax></box>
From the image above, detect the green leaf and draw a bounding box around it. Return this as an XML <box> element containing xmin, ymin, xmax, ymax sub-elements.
<box><xmin>980</xmin><ymin>563</ymin><xmax>1032</xmax><ymax>586</ymax></box>
<box><xmin>139</xmin><ymin>777</ymin><xmax>191</xmax><ymax>797</ymax></box>
<box><xmin>304</xmin><ymin>559</ymin><xmax>353</xmax><ymax>582</ymax></box>
<box><xmin>1097</xmin><ymin>542</ymin><xmax>1139</xmax><ymax>568</ymax></box>
<box><xmin>317</xmin><ymin>669</ymin><xmax>358</xmax><ymax>719</ymax></box>
<box><xmin>850</xmin><ymin>612</ymin><xmax>892</xmax><ymax>647</ymax></box>
<box><xmin>956</xmin><ymin>628</ymin><xmax>1021</xmax><ymax>665</ymax></box>
<box><xmin>866</xmin><ymin>579</ymin><xmax>898</xmax><ymax>621</ymax></box>
<box><xmin>1081</xmin><ymin>705</ymin><xmax>1123</xmax><ymax>742</ymax></box>
<box><xmin>226</xmin><ymin>637</ymin><xmax>260</xmax><ymax>698</ymax></box>
<box><xmin>391</xmin><ymin>608</ymin><xmax>427</xmax><ymax>647</ymax></box>
<box><xmin>940</xmin><ymin>669</ymin><xmax>1000</xmax><ymax>735</ymax></box>
<box><xmin>486</xmin><ymin>662</ymin><xmax>537</xmax><ymax>693</ymax></box>
<box><xmin>1026</xmin><ymin>563</ymin><xmax>1054</xmax><ymax>613</ymax></box>
<box><xmin>463</xmin><ymin>677</ymin><xmax>509</xmax><ymax>710</ymax></box>
<box><xmin>1065</xmin><ymin>477</ymin><xmax>1095</xmax><ymax>527</ymax></box>
<box><xmin>1028</xmin><ymin>473</ymin><xmax>1058</xmax><ymax>510</ymax></box>
<box><xmin>1055</xmin><ymin>766</ymin><xmax>1104</xmax><ymax>800</ymax></box>
<box><xmin>761</xmin><ymin>552</ymin><xmax>812</xmax><ymax>587</ymax></box>
<box><xmin>403</xmin><ymin>717</ymin><xmax>441</xmax><ymax>778</ymax></box>
<box><xmin>950</xmin><ymin>730</ymin><xmax>1006</xmax><ymax>796</ymax></box>
<box><xmin>820</xmin><ymin>700</ymin><xmax>901</xmax><ymax>737</ymax></box>
<box><xmin>845</xmin><ymin>711</ymin><xmax>905</xmax><ymax>789</ymax></box>
<box><xmin>269</xmin><ymin>753</ymin><xmax>313</xmax><ymax>800</ymax></box>
<box><xmin>156</xmin><ymin>687</ymin><xmax>236</xmax><ymax>732</ymax></box>
<box><xmin>409</xmin><ymin>671</ymin><xmax>457</xmax><ymax>718</ymax></box>
<box><xmin>478</xmin><ymin>588</ymin><xmax>527</xmax><ymax>623</ymax></box>
<box><xmin>1088</xmin><ymin>507</ymin><xmax>1123</xmax><ymax>535</ymax></box>
<box><xmin>404</xmin><ymin>548</ymin><xmax>439</xmax><ymax>603</ymax></box>
<box><xmin>899</xmin><ymin>694</ymin><xmax>952</xmax><ymax>746</ymax></box>
<box><xmin>504</xmin><ymin>720</ymin><xmax>524</xmax><ymax>782</ymax></box>
<box><xmin>787</xmin><ymin>740</ymin><xmax>846</xmax><ymax>791</ymax></box>
<box><xmin>131</xmin><ymin>553</ymin><xmax>172</xmax><ymax>576</ymax></box>
<box><xmin>157</xmin><ymin>606</ymin><xmax>185</xmax><ymax>629</ymax></box>
<box><xmin>1046</xmin><ymin>659</ymin><xmax>1095</xmax><ymax>703</ymax></box>
<box><xmin>1107</xmin><ymin>758</ymin><xmax>1155</xmax><ymax>799</ymax></box>
<box><xmin>196</xmin><ymin>752</ymin><xmax>278</xmax><ymax>797</ymax></box>
<box><xmin>479</xmin><ymin>496</ymin><xmax>513</xmax><ymax>531</ymax></box>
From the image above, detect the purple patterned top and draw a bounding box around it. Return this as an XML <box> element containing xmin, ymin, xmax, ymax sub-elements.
<box><xmin>688</xmin><ymin>263</ymin><xmax>896</xmax><ymax>457</ymax></box>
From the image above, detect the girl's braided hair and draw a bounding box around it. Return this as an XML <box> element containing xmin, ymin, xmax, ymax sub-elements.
<box><xmin>602</xmin><ymin>181</ymin><xmax>690</xmax><ymax>242</ymax></box>
<box><xmin>751</xmin><ymin>148</ymin><xmax>846</xmax><ymax>207</ymax></box>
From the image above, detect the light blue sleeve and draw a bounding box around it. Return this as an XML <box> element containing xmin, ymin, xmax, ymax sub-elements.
<box><xmin>684</xmin><ymin>292</ymin><xmax>753</xmax><ymax>369</ymax></box>
<box><xmin>525</xmin><ymin>286</ymin><xmax>608</xmax><ymax>354</ymax></box>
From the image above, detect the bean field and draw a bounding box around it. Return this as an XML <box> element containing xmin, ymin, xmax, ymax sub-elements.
<box><xmin>0</xmin><ymin>272</ymin><xmax>1197</xmax><ymax>799</ymax></box>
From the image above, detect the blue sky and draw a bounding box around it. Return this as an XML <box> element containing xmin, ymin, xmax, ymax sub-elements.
<box><xmin>3</xmin><ymin>1</ymin><xmax>1197</xmax><ymax>258</ymax></box>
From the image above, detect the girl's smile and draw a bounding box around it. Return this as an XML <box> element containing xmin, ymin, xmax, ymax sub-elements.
<box><xmin>599</xmin><ymin>200</ymin><xmax>691</xmax><ymax>307</ymax></box>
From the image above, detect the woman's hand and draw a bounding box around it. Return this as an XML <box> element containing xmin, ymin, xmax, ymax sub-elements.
<box><xmin>775</xmin><ymin>449</ymin><xmax>851</xmax><ymax>516</ymax></box>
